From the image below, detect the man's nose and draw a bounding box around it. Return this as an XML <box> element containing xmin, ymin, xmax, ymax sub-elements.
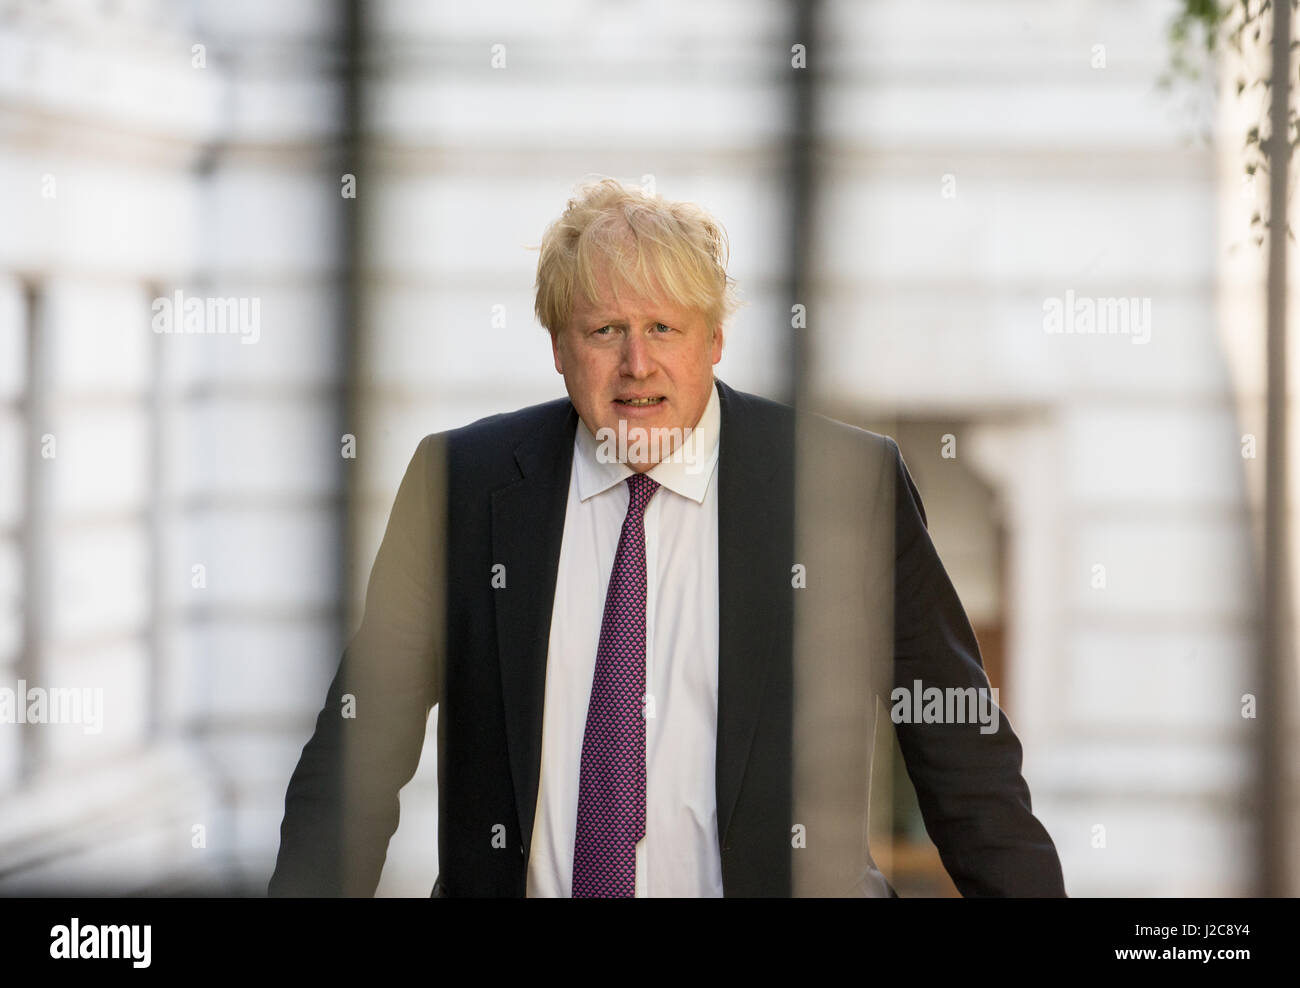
<box><xmin>619</xmin><ymin>332</ymin><xmax>654</xmax><ymax>377</ymax></box>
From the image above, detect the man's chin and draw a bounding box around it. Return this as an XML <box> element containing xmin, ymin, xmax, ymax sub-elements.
<box><xmin>592</xmin><ymin>417</ymin><xmax>691</xmax><ymax>468</ymax></box>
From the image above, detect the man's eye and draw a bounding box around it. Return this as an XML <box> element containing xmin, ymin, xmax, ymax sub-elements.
<box><xmin>653</xmin><ymin>322</ymin><xmax>672</xmax><ymax>333</ymax></box>
<box><xmin>593</xmin><ymin>325</ymin><xmax>613</xmax><ymax>335</ymax></box>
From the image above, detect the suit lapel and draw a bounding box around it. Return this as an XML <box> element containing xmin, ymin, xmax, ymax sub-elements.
<box><xmin>491</xmin><ymin>402</ymin><xmax>578</xmax><ymax>857</ymax></box>
<box><xmin>714</xmin><ymin>379</ymin><xmax>794</xmax><ymax>850</ymax></box>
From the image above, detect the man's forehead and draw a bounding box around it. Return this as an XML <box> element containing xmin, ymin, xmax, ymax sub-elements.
<box><xmin>572</xmin><ymin>299</ymin><xmax>697</xmax><ymax>325</ymax></box>
<box><xmin>573</xmin><ymin>275</ymin><xmax>656</xmax><ymax>311</ymax></box>
<box><xmin>568</xmin><ymin>253</ymin><xmax>704</xmax><ymax>326</ymax></box>
<box><xmin>573</xmin><ymin>281</ymin><xmax>689</xmax><ymax>316</ymax></box>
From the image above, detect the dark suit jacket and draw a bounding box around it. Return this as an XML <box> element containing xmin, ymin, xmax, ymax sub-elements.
<box><xmin>268</xmin><ymin>378</ymin><xmax>1066</xmax><ymax>897</ymax></box>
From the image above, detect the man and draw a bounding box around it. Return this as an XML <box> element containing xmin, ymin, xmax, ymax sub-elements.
<box><xmin>269</xmin><ymin>178</ymin><xmax>1066</xmax><ymax>897</ymax></box>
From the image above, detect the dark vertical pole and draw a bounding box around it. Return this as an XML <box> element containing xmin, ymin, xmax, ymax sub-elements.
<box><xmin>788</xmin><ymin>0</ymin><xmax>850</xmax><ymax>898</ymax></box>
<box><xmin>1260</xmin><ymin>0</ymin><xmax>1292</xmax><ymax>898</ymax></box>
<box><xmin>19</xmin><ymin>281</ymin><xmax>47</xmax><ymax>782</ymax></box>
<box><xmin>785</xmin><ymin>0</ymin><xmax>819</xmax><ymax>412</ymax></box>
<box><xmin>338</xmin><ymin>0</ymin><xmax>364</xmax><ymax>645</ymax></box>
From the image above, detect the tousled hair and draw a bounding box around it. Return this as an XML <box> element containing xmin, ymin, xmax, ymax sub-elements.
<box><xmin>532</xmin><ymin>177</ymin><xmax>740</xmax><ymax>337</ymax></box>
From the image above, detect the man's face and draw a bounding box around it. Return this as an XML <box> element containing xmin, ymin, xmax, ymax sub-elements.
<box><xmin>551</xmin><ymin>254</ymin><xmax>723</xmax><ymax>472</ymax></box>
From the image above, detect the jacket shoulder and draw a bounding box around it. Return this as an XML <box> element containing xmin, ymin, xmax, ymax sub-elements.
<box><xmin>718</xmin><ymin>380</ymin><xmax>898</xmax><ymax>468</ymax></box>
<box><xmin>443</xmin><ymin>396</ymin><xmax>573</xmax><ymax>447</ymax></box>
<box><xmin>406</xmin><ymin>395</ymin><xmax>573</xmax><ymax>476</ymax></box>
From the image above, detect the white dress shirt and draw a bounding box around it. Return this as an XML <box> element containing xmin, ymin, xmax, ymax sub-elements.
<box><xmin>526</xmin><ymin>380</ymin><xmax>724</xmax><ymax>897</ymax></box>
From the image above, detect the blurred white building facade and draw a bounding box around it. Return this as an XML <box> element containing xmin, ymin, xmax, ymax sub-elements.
<box><xmin>0</xmin><ymin>0</ymin><xmax>1282</xmax><ymax>896</ymax></box>
<box><xmin>815</xmin><ymin>0</ymin><xmax>1261</xmax><ymax>896</ymax></box>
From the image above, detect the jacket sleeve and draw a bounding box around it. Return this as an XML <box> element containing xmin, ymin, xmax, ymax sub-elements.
<box><xmin>268</xmin><ymin>434</ymin><xmax>444</xmax><ymax>896</ymax></box>
<box><xmin>886</xmin><ymin>437</ymin><xmax>1066</xmax><ymax>896</ymax></box>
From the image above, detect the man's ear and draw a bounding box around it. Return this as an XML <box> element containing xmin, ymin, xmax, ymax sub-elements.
<box><xmin>550</xmin><ymin>329</ymin><xmax>564</xmax><ymax>374</ymax></box>
<box><xmin>711</xmin><ymin>322</ymin><xmax>724</xmax><ymax>364</ymax></box>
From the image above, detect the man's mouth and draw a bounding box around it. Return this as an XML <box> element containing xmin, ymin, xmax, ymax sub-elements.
<box><xmin>615</xmin><ymin>396</ymin><xmax>665</xmax><ymax>407</ymax></box>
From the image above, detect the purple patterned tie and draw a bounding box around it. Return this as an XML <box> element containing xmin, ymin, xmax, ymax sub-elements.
<box><xmin>572</xmin><ymin>472</ymin><xmax>660</xmax><ymax>897</ymax></box>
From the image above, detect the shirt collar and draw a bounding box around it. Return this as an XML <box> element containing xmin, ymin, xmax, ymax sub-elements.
<box><xmin>573</xmin><ymin>379</ymin><xmax>721</xmax><ymax>504</ymax></box>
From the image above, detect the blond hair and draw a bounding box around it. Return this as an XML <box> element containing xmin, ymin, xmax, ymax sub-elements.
<box><xmin>533</xmin><ymin>177</ymin><xmax>740</xmax><ymax>337</ymax></box>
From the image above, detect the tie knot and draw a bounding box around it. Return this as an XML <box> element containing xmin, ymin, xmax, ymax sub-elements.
<box><xmin>626</xmin><ymin>472</ymin><xmax>660</xmax><ymax>513</ymax></box>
